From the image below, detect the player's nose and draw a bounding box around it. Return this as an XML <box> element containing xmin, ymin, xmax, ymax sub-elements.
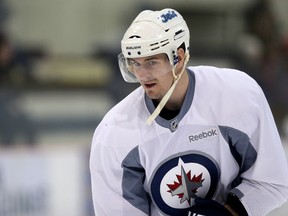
<box><xmin>134</xmin><ymin>67</ymin><xmax>152</xmax><ymax>81</ymax></box>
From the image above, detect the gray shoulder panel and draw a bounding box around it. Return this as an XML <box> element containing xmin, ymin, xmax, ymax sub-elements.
<box><xmin>121</xmin><ymin>146</ymin><xmax>151</xmax><ymax>214</ymax></box>
<box><xmin>219</xmin><ymin>126</ymin><xmax>257</xmax><ymax>188</ymax></box>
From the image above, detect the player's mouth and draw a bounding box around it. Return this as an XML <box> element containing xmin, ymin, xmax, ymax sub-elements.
<box><xmin>144</xmin><ymin>82</ymin><xmax>157</xmax><ymax>89</ymax></box>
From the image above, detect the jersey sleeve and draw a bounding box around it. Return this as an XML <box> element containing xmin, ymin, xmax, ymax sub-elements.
<box><xmin>225</xmin><ymin>85</ymin><xmax>288</xmax><ymax>216</ymax></box>
<box><xmin>89</xmin><ymin>121</ymin><xmax>148</xmax><ymax>216</ymax></box>
<box><xmin>121</xmin><ymin>146</ymin><xmax>151</xmax><ymax>215</ymax></box>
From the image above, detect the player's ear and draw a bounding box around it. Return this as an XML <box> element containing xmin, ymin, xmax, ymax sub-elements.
<box><xmin>176</xmin><ymin>48</ymin><xmax>185</xmax><ymax>69</ymax></box>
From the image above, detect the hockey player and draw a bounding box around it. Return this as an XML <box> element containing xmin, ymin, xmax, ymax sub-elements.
<box><xmin>90</xmin><ymin>8</ymin><xmax>288</xmax><ymax>216</ymax></box>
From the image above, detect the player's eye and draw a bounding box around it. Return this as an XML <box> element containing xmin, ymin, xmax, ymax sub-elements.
<box><xmin>147</xmin><ymin>61</ymin><xmax>156</xmax><ymax>66</ymax></box>
<box><xmin>130</xmin><ymin>61</ymin><xmax>141</xmax><ymax>67</ymax></box>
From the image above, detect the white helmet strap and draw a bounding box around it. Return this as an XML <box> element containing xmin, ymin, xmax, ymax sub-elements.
<box><xmin>146</xmin><ymin>54</ymin><xmax>190</xmax><ymax>125</ymax></box>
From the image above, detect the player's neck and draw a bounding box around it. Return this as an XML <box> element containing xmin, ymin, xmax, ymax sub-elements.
<box><xmin>164</xmin><ymin>71</ymin><xmax>189</xmax><ymax>110</ymax></box>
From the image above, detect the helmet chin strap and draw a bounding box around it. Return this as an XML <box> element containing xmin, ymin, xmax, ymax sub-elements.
<box><xmin>146</xmin><ymin>54</ymin><xmax>190</xmax><ymax>125</ymax></box>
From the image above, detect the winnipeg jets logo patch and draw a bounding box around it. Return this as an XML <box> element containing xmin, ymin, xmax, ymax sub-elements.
<box><xmin>167</xmin><ymin>164</ymin><xmax>204</xmax><ymax>205</ymax></box>
<box><xmin>150</xmin><ymin>152</ymin><xmax>219</xmax><ymax>215</ymax></box>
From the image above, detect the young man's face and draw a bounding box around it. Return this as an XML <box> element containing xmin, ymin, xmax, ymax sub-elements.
<box><xmin>127</xmin><ymin>53</ymin><xmax>174</xmax><ymax>100</ymax></box>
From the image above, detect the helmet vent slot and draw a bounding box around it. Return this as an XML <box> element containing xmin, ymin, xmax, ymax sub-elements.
<box><xmin>151</xmin><ymin>46</ymin><xmax>160</xmax><ymax>51</ymax></box>
<box><xmin>160</xmin><ymin>39</ymin><xmax>169</xmax><ymax>47</ymax></box>
<box><xmin>150</xmin><ymin>42</ymin><xmax>160</xmax><ymax>51</ymax></box>
<box><xmin>174</xmin><ymin>30</ymin><xmax>185</xmax><ymax>40</ymax></box>
<box><xmin>161</xmin><ymin>42</ymin><xmax>169</xmax><ymax>47</ymax></box>
<box><xmin>150</xmin><ymin>42</ymin><xmax>159</xmax><ymax>46</ymax></box>
<box><xmin>129</xmin><ymin>35</ymin><xmax>141</xmax><ymax>39</ymax></box>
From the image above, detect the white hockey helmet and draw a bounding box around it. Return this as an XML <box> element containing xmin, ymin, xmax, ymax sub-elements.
<box><xmin>118</xmin><ymin>8</ymin><xmax>190</xmax><ymax>83</ymax></box>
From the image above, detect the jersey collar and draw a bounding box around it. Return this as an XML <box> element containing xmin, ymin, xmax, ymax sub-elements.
<box><xmin>144</xmin><ymin>68</ymin><xmax>195</xmax><ymax>132</ymax></box>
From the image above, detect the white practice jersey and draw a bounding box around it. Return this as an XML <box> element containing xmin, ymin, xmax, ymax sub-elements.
<box><xmin>90</xmin><ymin>66</ymin><xmax>288</xmax><ymax>216</ymax></box>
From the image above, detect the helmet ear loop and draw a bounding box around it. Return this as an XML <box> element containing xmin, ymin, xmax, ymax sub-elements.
<box><xmin>172</xmin><ymin>53</ymin><xmax>190</xmax><ymax>81</ymax></box>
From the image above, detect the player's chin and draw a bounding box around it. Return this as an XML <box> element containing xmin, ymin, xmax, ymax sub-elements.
<box><xmin>145</xmin><ymin>90</ymin><xmax>161</xmax><ymax>101</ymax></box>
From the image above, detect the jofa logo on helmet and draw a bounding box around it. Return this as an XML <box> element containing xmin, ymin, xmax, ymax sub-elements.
<box><xmin>160</xmin><ymin>10</ymin><xmax>177</xmax><ymax>23</ymax></box>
